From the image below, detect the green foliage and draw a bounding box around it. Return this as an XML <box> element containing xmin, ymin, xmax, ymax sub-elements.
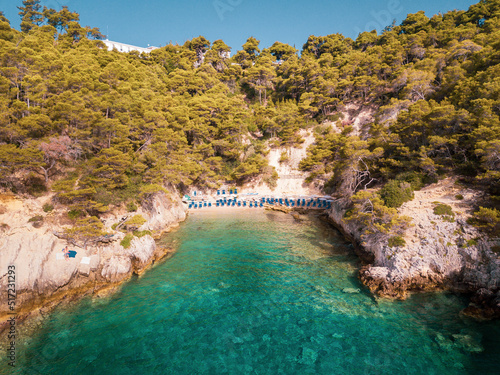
<box><xmin>123</xmin><ymin>214</ymin><xmax>146</xmax><ymax>231</ymax></box>
<box><xmin>125</xmin><ymin>214</ymin><xmax>146</xmax><ymax>226</ymax></box>
<box><xmin>466</xmin><ymin>239</ymin><xmax>479</xmax><ymax>247</ymax></box>
<box><xmin>67</xmin><ymin>209</ymin><xmax>83</xmax><ymax>220</ymax></box>
<box><xmin>138</xmin><ymin>184</ymin><xmax>168</xmax><ymax>202</ymax></box>
<box><xmin>133</xmin><ymin>230</ymin><xmax>152</xmax><ymax>238</ymax></box>
<box><xmin>126</xmin><ymin>201</ymin><xmax>138</xmax><ymax>212</ymax></box>
<box><xmin>395</xmin><ymin>172</ymin><xmax>425</xmax><ymax>191</ymax></box>
<box><xmin>433</xmin><ymin>203</ymin><xmax>454</xmax><ymax>217</ymax></box>
<box><xmin>120</xmin><ymin>233</ymin><xmax>134</xmax><ymax>249</ymax></box>
<box><xmin>455</xmin><ymin>194</ymin><xmax>464</xmax><ymax>200</ymax></box>
<box><xmin>42</xmin><ymin>203</ymin><xmax>54</xmax><ymax>212</ymax></box>
<box><xmin>64</xmin><ymin>216</ymin><xmax>107</xmax><ymax>247</ymax></box>
<box><xmin>28</xmin><ymin>215</ymin><xmax>43</xmax><ymax>223</ymax></box>
<box><xmin>379</xmin><ymin>180</ymin><xmax>414</xmax><ymax>208</ymax></box>
<box><xmin>468</xmin><ymin>207</ymin><xmax>500</xmax><ymax>235</ymax></box>
<box><xmin>1</xmin><ymin>0</ymin><xmax>500</xmax><ymax>240</ymax></box>
<box><xmin>388</xmin><ymin>236</ymin><xmax>406</xmax><ymax>247</ymax></box>
<box><xmin>433</xmin><ymin>203</ymin><xmax>455</xmax><ymax>222</ymax></box>
<box><xmin>279</xmin><ymin>151</ymin><xmax>290</xmax><ymax>164</ymax></box>
<box><xmin>344</xmin><ymin>191</ymin><xmax>412</xmax><ymax>242</ymax></box>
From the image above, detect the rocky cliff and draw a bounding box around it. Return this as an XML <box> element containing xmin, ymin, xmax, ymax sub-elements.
<box><xmin>0</xmin><ymin>190</ymin><xmax>186</xmax><ymax>329</ymax></box>
<box><xmin>325</xmin><ymin>178</ymin><xmax>500</xmax><ymax>319</ymax></box>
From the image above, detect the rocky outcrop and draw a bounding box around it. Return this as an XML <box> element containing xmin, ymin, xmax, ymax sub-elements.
<box><xmin>0</xmin><ymin>189</ymin><xmax>186</xmax><ymax>329</ymax></box>
<box><xmin>325</xmin><ymin>178</ymin><xmax>500</xmax><ymax>318</ymax></box>
<box><xmin>140</xmin><ymin>190</ymin><xmax>186</xmax><ymax>234</ymax></box>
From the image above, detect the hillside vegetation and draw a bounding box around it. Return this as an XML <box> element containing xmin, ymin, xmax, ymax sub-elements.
<box><xmin>1</xmin><ymin>0</ymin><xmax>500</xmax><ymax>239</ymax></box>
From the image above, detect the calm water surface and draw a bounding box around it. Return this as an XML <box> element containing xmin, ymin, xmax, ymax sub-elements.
<box><xmin>2</xmin><ymin>210</ymin><xmax>499</xmax><ymax>374</ymax></box>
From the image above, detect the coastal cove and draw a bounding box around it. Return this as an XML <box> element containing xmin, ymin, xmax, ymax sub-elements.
<box><xmin>2</xmin><ymin>211</ymin><xmax>499</xmax><ymax>374</ymax></box>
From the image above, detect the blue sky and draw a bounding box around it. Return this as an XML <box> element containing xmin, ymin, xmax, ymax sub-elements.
<box><xmin>1</xmin><ymin>0</ymin><xmax>478</xmax><ymax>52</ymax></box>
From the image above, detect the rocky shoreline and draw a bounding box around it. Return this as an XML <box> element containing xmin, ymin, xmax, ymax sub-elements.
<box><xmin>2</xmin><ymin>176</ymin><xmax>500</xmax><ymax>334</ymax></box>
<box><xmin>0</xmin><ymin>190</ymin><xmax>187</xmax><ymax>333</ymax></box>
<box><xmin>323</xmin><ymin>179</ymin><xmax>500</xmax><ymax>319</ymax></box>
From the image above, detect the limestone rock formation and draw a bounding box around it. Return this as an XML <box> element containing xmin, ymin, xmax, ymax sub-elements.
<box><xmin>326</xmin><ymin>178</ymin><xmax>500</xmax><ymax>317</ymax></box>
<box><xmin>0</xmin><ymin>189</ymin><xmax>186</xmax><ymax>326</ymax></box>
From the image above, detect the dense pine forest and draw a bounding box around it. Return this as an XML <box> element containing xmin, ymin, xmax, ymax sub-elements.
<box><xmin>1</xmin><ymin>0</ymin><xmax>500</xmax><ymax>240</ymax></box>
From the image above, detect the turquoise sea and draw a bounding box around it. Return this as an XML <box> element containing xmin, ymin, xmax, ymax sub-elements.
<box><xmin>2</xmin><ymin>210</ymin><xmax>500</xmax><ymax>374</ymax></box>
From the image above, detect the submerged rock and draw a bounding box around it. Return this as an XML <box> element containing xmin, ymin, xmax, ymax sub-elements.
<box><xmin>452</xmin><ymin>333</ymin><xmax>484</xmax><ymax>353</ymax></box>
<box><xmin>342</xmin><ymin>287</ymin><xmax>361</xmax><ymax>294</ymax></box>
<box><xmin>297</xmin><ymin>347</ymin><xmax>318</xmax><ymax>365</ymax></box>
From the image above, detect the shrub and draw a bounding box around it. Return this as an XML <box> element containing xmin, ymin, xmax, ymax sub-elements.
<box><xmin>111</xmin><ymin>223</ymin><xmax>118</xmax><ymax>230</ymax></box>
<box><xmin>43</xmin><ymin>203</ymin><xmax>54</xmax><ymax>212</ymax></box>
<box><xmin>388</xmin><ymin>236</ymin><xmax>406</xmax><ymax>247</ymax></box>
<box><xmin>126</xmin><ymin>201</ymin><xmax>138</xmax><ymax>212</ymax></box>
<box><xmin>466</xmin><ymin>239</ymin><xmax>478</xmax><ymax>247</ymax></box>
<box><xmin>133</xmin><ymin>230</ymin><xmax>152</xmax><ymax>238</ymax></box>
<box><xmin>139</xmin><ymin>184</ymin><xmax>168</xmax><ymax>201</ymax></box>
<box><xmin>28</xmin><ymin>215</ymin><xmax>43</xmax><ymax>223</ymax></box>
<box><xmin>468</xmin><ymin>207</ymin><xmax>500</xmax><ymax>235</ymax></box>
<box><xmin>395</xmin><ymin>171</ymin><xmax>424</xmax><ymax>191</ymax></box>
<box><xmin>344</xmin><ymin>191</ymin><xmax>412</xmax><ymax>242</ymax></box>
<box><xmin>455</xmin><ymin>194</ymin><xmax>464</xmax><ymax>200</ymax></box>
<box><xmin>379</xmin><ymin>180</ymin><xmax>414</xmax><ymax>208</ymax></box>
<box><xmin>279</xmin><ymin>151</ymin><xmax>290</xmax><ymax>164</ymax></box>
<box><xmin>120</xmin><ymin>233</ymin><xmax>134</xmax><ymax>249</ymax></box>
<box><xmin>433</xmin><ymin>203</ymin><xmax>454</xmax><ymax>217</ymax></box>
<box><xmin>126</xmin><ymin>214</ymin><xmax>146</xmax><ymax>226</ymax></box>
<box><xmin>68</xmin><ymin>209</ymin><xmax>84</xmax><ymax>220</ymax></box>
<box><xmin>123</xmin><ymin>214</ymin><xmax>146</xmax><ymax>231</ymax></box>
<box><xmin>263</xmin><ymin>168</ymin><xmax>279</xmax><ymax>189</ymax></box>
<box><xmin>64</xmin><ymin>216</ymin><xmax>107</xmax><ymax>248</ymax></box>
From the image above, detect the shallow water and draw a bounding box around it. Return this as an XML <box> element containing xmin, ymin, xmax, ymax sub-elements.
<box><xmin>2</xmin><ymin>210</ymin><xmax>500</xmax><ymax>374</ymax></box>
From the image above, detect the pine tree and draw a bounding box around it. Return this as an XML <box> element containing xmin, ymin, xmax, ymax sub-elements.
<box><xmin>18</xmin><ymin>0</ymin><xmax>43</xmax><ymax>33</ymax></box>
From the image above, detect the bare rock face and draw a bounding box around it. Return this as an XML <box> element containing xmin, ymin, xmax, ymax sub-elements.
<box><xmin>100</xmin><ymin>256</ymin><xmax>132</xmax><ymax>282</ymax></box>
<box><xmin>0</xmin><ymin>187</ymin><xmax>186</xmax><ymax>324</ymax></box>
<box><xmin>140</xmin><ymin>191</ymin><xmax>186</xmax><ymax>233</ymax></box>
<box><xmin>326</xmin><ymin>179</ymin><xmax>500</xmax><ymax>307</ymax></box>
<box><xmin>126</xmin><ymin>235</ymin><xmax>156</xmax><ymax>267</ymax></box>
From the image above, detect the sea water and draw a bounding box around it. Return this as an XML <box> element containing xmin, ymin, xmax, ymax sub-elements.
<box><xmin>2</xmin><ymin>210</ymin><xmax>499</xmax><ymax>374</ymax></box>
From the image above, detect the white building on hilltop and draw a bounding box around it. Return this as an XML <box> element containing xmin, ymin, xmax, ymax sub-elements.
<box><xmin>102</xmin><ymin>39</ymin><xmax>159</xmax><ymax>54</ymax></box>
